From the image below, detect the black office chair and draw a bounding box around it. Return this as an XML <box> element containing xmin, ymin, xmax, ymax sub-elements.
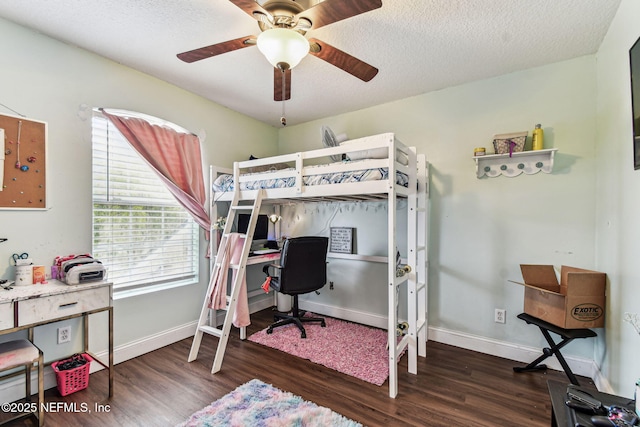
<box><xmin>262</xmin><ymin>236</ymin><xmax>328</xmax><ymax>338</ymax></box>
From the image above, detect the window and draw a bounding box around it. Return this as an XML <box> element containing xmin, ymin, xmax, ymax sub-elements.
<box><xmin>92</xmin><ymin>111</ymin><xmax>199</xmax><ymax>297</ymax></box>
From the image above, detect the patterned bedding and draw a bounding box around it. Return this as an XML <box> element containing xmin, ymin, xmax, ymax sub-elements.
<box><xmin>213</xmin><ymin>162</ymin><xmax>409</xmax><ymax>192</ymax></box>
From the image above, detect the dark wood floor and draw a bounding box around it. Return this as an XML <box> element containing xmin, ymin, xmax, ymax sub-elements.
<box><xmin>4</xmin><ymin>308</ymin><xmax>593</xmax><ymax>426</ymax></box>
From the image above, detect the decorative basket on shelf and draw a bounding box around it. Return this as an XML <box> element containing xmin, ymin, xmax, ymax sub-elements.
<box><xmin>51</xmin><ymin>353</ymin><xmax>93</xmax><ymax>396</ymax></box>
<box><xmin>492</xmin><ymin>131</ymin><xmax>528</xmax><ymax>156</ymax></box>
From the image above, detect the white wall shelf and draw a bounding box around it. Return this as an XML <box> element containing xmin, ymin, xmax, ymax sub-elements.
<box><xmin>473</xmin><ymin>148</ymin><xmax>558</xmax><ymax>178</ymax></box>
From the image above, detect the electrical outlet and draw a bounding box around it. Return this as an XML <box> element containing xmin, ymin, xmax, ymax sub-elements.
<box><xmin>58</xmin><ymin>326</ymin><xmax>71</xmax><ymax>344</ymax></box>
<box><xmin>495</xmin><ymin>309</ymin><xmax>506</xmax><ymax>324</ymax></box>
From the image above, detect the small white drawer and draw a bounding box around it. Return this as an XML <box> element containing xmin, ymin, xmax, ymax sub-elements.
<box><xmin>0</xmin><ymin>302</ymin><xmax>14</xmax><ymax>330</ymax></box>
<box><xmin>17</xmin><ymin>286</ymin><xmax>110</xmax><ymax>327</ymax></box>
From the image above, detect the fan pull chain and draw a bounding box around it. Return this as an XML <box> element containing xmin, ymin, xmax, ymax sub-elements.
<box><xmin>280</xmin><ymin>69</ymin><xmax>287</xmax><ymax>126</ymax></box>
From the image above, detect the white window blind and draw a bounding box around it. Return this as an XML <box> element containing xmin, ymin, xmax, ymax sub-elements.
<box><xmin>91</xmin><ymin>112</ymin><xmax>199</xmax><ymax>296</ymax></box>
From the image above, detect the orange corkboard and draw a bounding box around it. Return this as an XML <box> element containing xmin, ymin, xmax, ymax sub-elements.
<box><xmin>0</xmin><ymin>114</ymin><xmax>47</xmax><ymax>209</ymax></box>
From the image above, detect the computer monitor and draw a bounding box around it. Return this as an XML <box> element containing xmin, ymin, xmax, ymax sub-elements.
<box><xmin>237</xmin><ymin>214</ymin><xmax>269</xmax><ymax>240</ymax></box>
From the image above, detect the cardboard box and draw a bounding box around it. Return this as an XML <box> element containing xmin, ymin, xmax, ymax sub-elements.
<box><xmin>511</xmin><ymin>265</ymin><xmax>606</xmax><ymax>329</ymax></box>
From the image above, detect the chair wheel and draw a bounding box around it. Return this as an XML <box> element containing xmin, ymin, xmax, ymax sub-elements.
<box><xmin>301</xmin><ymin>332</ymin><xmax>306</xmax><ymax>339</ymax></box>
<box><xmin>266</xmin><ymin>327</ymin><xmax>273</xmax><ymax>334</ymax></box>
<box><xmin>321</xmin><ymin>320</ymin><xmax>326</xmax><ymax>327</ymax></box>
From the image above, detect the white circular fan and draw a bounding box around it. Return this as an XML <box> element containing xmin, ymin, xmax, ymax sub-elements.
<box><xmin>321</xmin><ymin>126</ymin><xmax>347</xmax><ymax>162</ymax></box>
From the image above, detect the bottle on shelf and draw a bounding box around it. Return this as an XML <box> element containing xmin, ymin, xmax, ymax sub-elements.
<box><xmin>532</xmin><ymin>124</ymin><xmax>544</xmax><ymax>150</ymax></box>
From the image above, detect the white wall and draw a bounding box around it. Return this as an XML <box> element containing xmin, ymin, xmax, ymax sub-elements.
<box><xmin>277</xmin><ymin>200</ymin><xmax>408</xmax><ymax>324</ymax></box>
<box><xmin>280</xmin><ymin>55</ymin><xmax>601</xmax><ymax>361</ymax></box>
<box><xmin>594</xmin><ymin>0</ymin><xmax>640</xmax><ymax>398</ymax></box>
<box><xmin>0</xmin><ymin>17</ymin><xmax>278</xmax><ymax>365</ymax></box>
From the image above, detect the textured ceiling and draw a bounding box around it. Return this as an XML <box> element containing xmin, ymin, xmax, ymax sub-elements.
<box><xmin>0</xmin><ymin>0</ymin><xmax>622</xmax><ymax>127</ymax></box>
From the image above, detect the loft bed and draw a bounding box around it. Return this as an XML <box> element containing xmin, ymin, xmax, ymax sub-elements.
<box><xmin>211</xmin><ymin>132</ymin><xmax>417</xmax><ymax>203</ymax></box>
<box><xmin>204</xmin><ymin>132</ymin><xmax>429</xmax><ymax>398</ymax></box>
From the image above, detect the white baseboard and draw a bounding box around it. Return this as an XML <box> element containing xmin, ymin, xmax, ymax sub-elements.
<box><xmin>0</xmin><ymin>319</ymin><xmax>199</xmax><ymax>404</ymax></box>
<box><xmin>0</xmin><ymin>294</ymin><xmax>276</xmax><ymax>404</ymax></box>
<box><xmin>299</xmin><ymin>299</ymin><xmax>389</xmax><ymax>329</ymax></box>
<box><xmin>591</xmin><ymin>363</ymin><xmax>615</xmax><ymax>393</ymax></box>
<box><xmin>301</xmin><ymin>300</ymin><xmax>611</xmax><ymax>390</ymax></box>
<box><xmin>430</xmin><ymin>326</ymin><xmax>614</xmax><ymax>393</ymax></box>
<box><xmin>0</xmin><ymin>300</ymin><xmax>611</xmax><ymax>404</ymax></box>
<box><xmin>212</xmin><ymin>295</ymin><xmax>274</xmax><ymax>326</ymax></box>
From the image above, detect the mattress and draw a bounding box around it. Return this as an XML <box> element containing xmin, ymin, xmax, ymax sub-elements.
<box><xmin>213</xmin><ymin>162</ymin><xmax>409</xmax><ymax>192</ymax></box>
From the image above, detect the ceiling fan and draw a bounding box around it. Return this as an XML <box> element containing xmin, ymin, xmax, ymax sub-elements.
<box><xmin>177</xmin><ymin>0</ymin><xmax>382</xmax><ymax>103</ymax></box>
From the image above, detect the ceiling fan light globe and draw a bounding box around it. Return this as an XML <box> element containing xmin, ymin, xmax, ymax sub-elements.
<box><xmin>257</xmin><ymin>28</ymin><xmax>309</xmax><ymax>70</ymax></box>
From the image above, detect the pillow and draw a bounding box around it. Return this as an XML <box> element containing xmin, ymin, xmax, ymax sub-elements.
<box><xmin>340</xmin><ymin>141</ymin><xmax>409</xmax><ymax>166</ymax></box>
<box><xmin>245</xmin><ymin>155</ymin><xmax>290</xmax><ymax>173</ymax></box>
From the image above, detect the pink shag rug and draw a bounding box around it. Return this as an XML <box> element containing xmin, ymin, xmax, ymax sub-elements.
<box><xmin>248</xmin><ymin>314</ymin><xmax>398</xmax><ymax>386</ymax></box>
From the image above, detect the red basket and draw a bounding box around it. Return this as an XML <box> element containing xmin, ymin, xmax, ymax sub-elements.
<box><xmin>51</xmin><ymin>353</ymin><xmax>93</xmax><ymax>396</ymax></box>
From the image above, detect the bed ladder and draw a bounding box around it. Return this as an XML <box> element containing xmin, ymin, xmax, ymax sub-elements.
<box><xmin>188</xmin><ymin>189</ymin><xmax>264</xmax><ymax>373</ymax></box>
<box><xmin>408</xmin><ymin>155</ymin><xmax>429</xmax><ymax>373</ymax></box>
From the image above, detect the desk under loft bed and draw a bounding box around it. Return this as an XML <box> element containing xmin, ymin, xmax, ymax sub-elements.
<box><xmin>195</xmin><ymin>132</ymin><xmax>429</xmax><ymax>398</ymax></box>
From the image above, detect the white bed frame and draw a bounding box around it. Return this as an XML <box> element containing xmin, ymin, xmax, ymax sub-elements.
<box><xmin>207</xmin><ymin>132</ymin><xmax>429</xmax><ymax>398</ymax></box>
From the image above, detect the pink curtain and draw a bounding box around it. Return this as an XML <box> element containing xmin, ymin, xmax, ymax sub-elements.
<box><xmin>101</xmin><ymin>109</ymin><xmax>211</xmax><ymax>239</ymax></box>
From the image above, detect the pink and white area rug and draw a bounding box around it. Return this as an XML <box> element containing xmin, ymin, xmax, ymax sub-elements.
<box><xmin>248</xmin><ymin>314</ymin><xmax>399</xmax><ymax>386</ymax></box>
<box><xmin>178</xmin><ymin>379</ymin><xmax>362</xmax><ymax>427</ymax></box>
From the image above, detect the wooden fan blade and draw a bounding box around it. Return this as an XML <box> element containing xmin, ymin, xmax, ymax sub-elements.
<box><xmin>274</xmin><ymin>67</ymin><xmax>291</xmax><ymax>101</ymax></box>
<box><xmin>297</xmin><ymin>0</ymin><xmax>382</xmax><ymax>30</ymax></box>
<box><xmin>177</xmin><ymin>36</ymin><xmax>256</xmax><ymax>63</ymax></box>
<box><xmin>228</xmin><ymin>0</ymin><xmax>270</xmax><ymax>19</ymax></box>
<box><xmin>308</xmin><ymin>38</ymin><xmax>378</xmax><ymax>82</ymax></box>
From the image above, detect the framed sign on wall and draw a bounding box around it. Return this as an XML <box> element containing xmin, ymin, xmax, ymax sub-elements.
<box><xmin>330</xmin><ymin>227</ymin><xmax>354</xmax><ymax>254</ymax></box>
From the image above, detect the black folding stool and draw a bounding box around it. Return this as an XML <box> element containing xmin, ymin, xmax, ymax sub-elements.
<box><xmin>514</xmin><ymin>312</ymin><xmax>597</xmax><ymax>386</ymax></box>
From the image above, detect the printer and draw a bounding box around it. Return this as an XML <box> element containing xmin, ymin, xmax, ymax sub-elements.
<box><xmin>59</xmin><ymin>255</ymin><xmax>106</xmax><ymax>285</ymax></box>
